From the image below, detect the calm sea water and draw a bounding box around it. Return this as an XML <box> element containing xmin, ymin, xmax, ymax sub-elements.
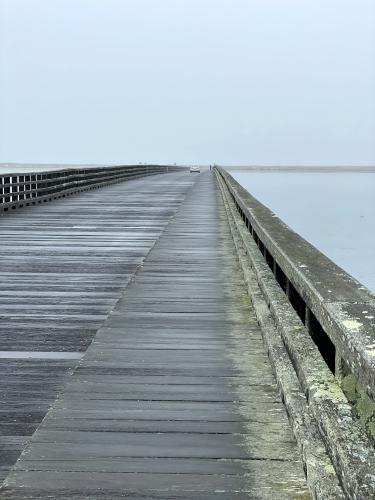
<box><xmin>232</xmin><ymin>172</ymin><xmax>375</xmax><ymax>293</ymax></box>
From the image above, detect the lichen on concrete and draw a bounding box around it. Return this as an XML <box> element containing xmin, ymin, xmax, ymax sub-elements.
<box><xmin>341</xmin><ymin>372</ymin><xmax>375</xmax><ymax>443</ymax></box>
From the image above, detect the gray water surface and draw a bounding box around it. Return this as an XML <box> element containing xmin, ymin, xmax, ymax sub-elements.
<box><xmin>232</xmin><ymin>172</ymin><xmax>375</xmax><ymax>293</ymax></box>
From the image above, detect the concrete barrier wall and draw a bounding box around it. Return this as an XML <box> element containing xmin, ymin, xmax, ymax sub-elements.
<box><xmin>216</xmin><ymin>167</ymin><xmax>375</xmax><ymax>397</ymax></box>
<box><xmin>0</xmin><ymin>165</ymin><xmax>181</xmax><ymax>214</ymax></box>
<box><xmin>216</xmin><ymin>167</ymin><xmax>375</xmax><ymax>499</ymax></box>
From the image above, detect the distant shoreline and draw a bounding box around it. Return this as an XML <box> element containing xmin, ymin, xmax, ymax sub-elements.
<box><xmin>0</xmin><ymin>163</ymin><xmax>111</xmax><ymax>175</ymax></box>
<box><xmin>224</xmin><ymin>166</ymin><xmax>375</xmax><ymax>173</ymax></box>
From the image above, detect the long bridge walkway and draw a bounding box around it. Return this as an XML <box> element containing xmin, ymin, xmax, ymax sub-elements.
<box><xmin>0</xmin><ymin>172</ymin><xmax>309</xmax><ymax>498</ymax></box>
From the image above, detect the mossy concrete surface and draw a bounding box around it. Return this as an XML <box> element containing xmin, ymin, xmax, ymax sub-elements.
<box><xmin>341</xmin><ymin>373</ymin><xmax>375</xmax><ymax>442</ymax></box>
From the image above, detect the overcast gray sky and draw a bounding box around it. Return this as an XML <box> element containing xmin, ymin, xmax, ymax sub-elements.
<box><xmin>0</xmin><ymin>0</ymin><xmax>374</xmax><ymax>165</ymax></box>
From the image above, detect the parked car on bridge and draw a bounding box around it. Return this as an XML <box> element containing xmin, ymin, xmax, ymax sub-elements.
<box><xmin>189</xmin><ymin>166</ymin><xmax>200</xmax><ymax>173</ymax></box>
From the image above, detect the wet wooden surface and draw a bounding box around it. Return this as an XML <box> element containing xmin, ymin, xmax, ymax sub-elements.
<box><xmin>0</xmin><ymin>171</ymin><xmax>193</xmax><ymax>482</ymax></box>
<box><xmin>1</xmin><ymin>172</ymin><xmax>309</xmax><ymax>498</ymax></box>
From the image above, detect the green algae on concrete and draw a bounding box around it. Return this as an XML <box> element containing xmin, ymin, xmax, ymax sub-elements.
<box><xmin>342</xmin><ymin>373</ymin><xmax>375</xmax><ymax>442</ymax></box>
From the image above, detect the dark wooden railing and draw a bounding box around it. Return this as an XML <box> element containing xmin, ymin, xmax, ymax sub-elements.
<box><xmin>0</xmin><ymin>165</ymin><xmax>180</xmax><ymax>213</ymax></box>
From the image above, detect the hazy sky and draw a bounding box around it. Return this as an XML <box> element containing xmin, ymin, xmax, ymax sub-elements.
<box><xmin>1</xmin><ymin>0</ymin><xmax>374</xmax><ymax>165</ymax></box>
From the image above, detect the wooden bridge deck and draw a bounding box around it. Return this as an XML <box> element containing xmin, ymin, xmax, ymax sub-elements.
<box><xmin>0</xmin><ymin>171</ymin><xmax>193</xmax><ymax>481</ymax></box>
<box><xmin>0</xmin><ymin>172</ymin><xmax>309</xmax><ymax>498</ymax></box>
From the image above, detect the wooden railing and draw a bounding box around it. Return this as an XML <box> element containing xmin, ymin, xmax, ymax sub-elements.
<box><xmin>0</xmin><ymin>165</ymin><xmax>180</xmax><ymax>213</ymax></box>
<box><xmin>215</xmin><ymin>166</ymin><xmax>375</xmax><ymax>499</ymax></box>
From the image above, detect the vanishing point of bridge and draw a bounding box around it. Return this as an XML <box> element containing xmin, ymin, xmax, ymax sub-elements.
<box><xmin>0</xmin><ymin>165</ymin><xmax>374</xmax><ymax>499</ymax></box>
